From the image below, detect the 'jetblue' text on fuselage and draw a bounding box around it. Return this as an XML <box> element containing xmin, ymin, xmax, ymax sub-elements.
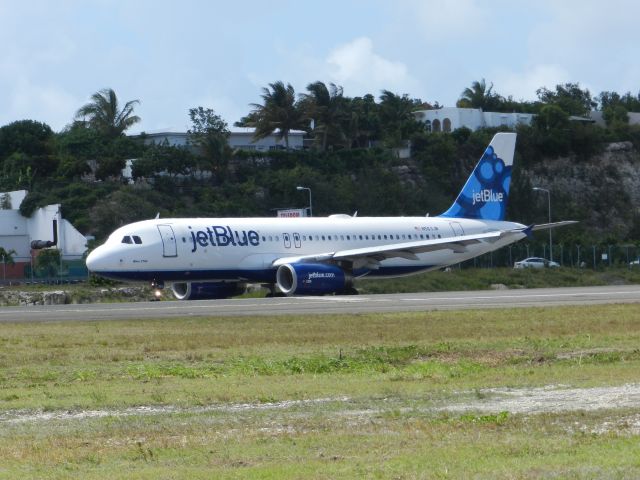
<box><xmin>190</xmin><ymin>226</ymin><xmax>260</xmax><ymax>252</ymax></box>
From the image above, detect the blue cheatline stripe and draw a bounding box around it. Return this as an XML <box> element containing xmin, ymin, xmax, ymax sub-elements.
<box><xmin>93</xmin><ymin>265</ymin><xmax>438</xmax><ymax>283</ymax></box>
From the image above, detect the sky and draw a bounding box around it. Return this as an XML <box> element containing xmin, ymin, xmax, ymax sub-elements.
<box><xmin>1</xmin><ymin>0</ymin><xmax>639</xmax><ymax>133</ymax></box>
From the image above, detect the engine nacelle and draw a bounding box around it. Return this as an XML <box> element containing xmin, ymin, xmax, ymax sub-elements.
<box><xmin>276</xmin><ymin>263</ymin><xmax>350</xmax><ymax>296</ymax></box>
<box><xmin>171</xmin><ymin>281</ymin><xmax>246</xmax><ymax>300</ymax></box>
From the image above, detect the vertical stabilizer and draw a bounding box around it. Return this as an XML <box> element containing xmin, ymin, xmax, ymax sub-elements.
<box><xmin>439</xmin><ymin>132</ymin><xmax>516</xmax><ymax>221</ymax></box>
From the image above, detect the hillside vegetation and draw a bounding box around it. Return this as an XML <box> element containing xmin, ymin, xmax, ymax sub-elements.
<box><xmin>1</xmin><ymin>81</ymin><xmax>640</xmax><ymax>248</ymax></box>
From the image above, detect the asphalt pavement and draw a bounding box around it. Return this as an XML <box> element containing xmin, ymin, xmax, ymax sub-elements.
<box><xmin>0</xmin><ymin>285</ymin><xmax>638</xmax><ymax>322</ymax></box>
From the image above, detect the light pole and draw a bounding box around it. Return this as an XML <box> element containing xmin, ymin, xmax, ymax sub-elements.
<box><xmin>296</xmin><ymin>186</ymin><xmax>312</xmax><ymax>217</ymax></box>
<box><xmin>533</xmin><ymin>187</ymin><xmax>552</xmax><ymax>262</ymax></box>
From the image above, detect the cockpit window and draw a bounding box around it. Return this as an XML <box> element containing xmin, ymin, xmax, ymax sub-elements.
<box><xmin>121</xmin><ymin>235</ymin><xmax>142</xmax><ymax>245</ymax></box>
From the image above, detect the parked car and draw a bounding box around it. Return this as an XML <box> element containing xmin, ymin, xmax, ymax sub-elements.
<box><xmin>630</xmin><ymin>259</ymin><xmax>640</xmax><ymax>267</ymax></box>
<box><xmin>513</xmin><ymin>257</ymin><xmax>560</xmax><ymax>269</ymax></box>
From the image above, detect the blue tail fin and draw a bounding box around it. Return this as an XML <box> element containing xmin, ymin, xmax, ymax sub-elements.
<box><xmin>439</xmin><ymin>132</ymin><xmax>516</xmax><ymax>221</ymax></box>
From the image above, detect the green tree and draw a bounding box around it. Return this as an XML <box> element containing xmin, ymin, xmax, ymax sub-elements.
<box><xmin>1</xmin><ymin>153</ymin><xmax>36</xmax><ymax>189</ymax></box>
<box><xmin>598</xmin><ymin>90</ymin><xmax>640</xmax><ymax>112</ymax></box>
<box><xmin>36</xmin><ymin>249</ymin><xmax>60</xmax><ymax>277</ymax></box>
<box><xmin>301</xmin><ymin>81</ymin><xmax>347</xmax><ymax>151</ymax></box>
<box><xmin>0</xmin><ymin>120</ymin><xmax>58</xmax><ymax>186</ymax></box>
<box><xmin>89</xmin><ymin>189</ymin><xmax>160</xmax><ymax>239</ymax></box>
<box><xmin>75</xmin><ymin>88</ymin><xmax>141</xmax><ymax>138</ymax></box>
<box><xmin>536</xmin><ymin>83</ymin><xmax>595</xmax><ymax>116</ymax></box>
<box><xmin>249</xmin><ymin>81</ymin><xmax>307</xmax><ymax>150</ymax></box>
<box><xmin>0</xmin><ymin>247</ymin><xmax>16</xmax><ymax>265</ymax></box>
<box><xmin>456</xmin><ymin>79</ymin><xmax>503</xmax><ymax>111</ymax></box>
<box><xmin>132</xmin><ymin>141</ymin><xmax>196</xmax><ymax>179</ymax></box>
<box><xmin>0</xmin><ymin>120</ymin><xmax>54</xmax><ymax>158</ymax></box>
<box><xmin>187</xmin><ymin>107</ymin><xmax>231</xmax><ymax>178</ymax></box>
<box><xmin>602</xmin><ymin>105</ymin><xmax>629</xmax><ymax>127</ymax></box>
<box><xmin>532</xmin><ymin>105</ymin><xmax>571</xmax><ymax>157</ymax></box>
<box><xmin>378</xmin><ymin>90</ymin><xmax>422</xmax><ymax>148</ymax></box>
<box><xmin>534</xmin><ymin>104</ymin><xmax>570</xmax><ymax>131</ymax></box>
<box><xmin>343</xmin><ymin>94</ymin><xmax>380</xmax><ymax>149</ymax></box>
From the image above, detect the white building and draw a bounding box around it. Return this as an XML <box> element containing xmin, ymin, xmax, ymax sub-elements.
<box><xmin>589</xmin><ymin>111</ymin><xmax>640</xmax><ymax>127</ymax></box>
<box><xmin>0</xmin><ymin>190</ymin><xmax>88</xmax><ymax>278</ymax></box>
<box><xmin>413</xmin><ymin>107</ymin><xmax>535</xmax><ymax>132</ymax></box>
<box><xmin>139</xmin><ymin>127</ymin><xmax>305</xmax><ymax>151</ymax></box>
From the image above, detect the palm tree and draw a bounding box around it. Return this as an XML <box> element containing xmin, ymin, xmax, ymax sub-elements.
<box><xmin>456</xmin><ymin>79</ymin><xmax>501</xmax><ymax>110</ymax></box>
<box><xmin>249</xmin><ymin>81</ymin><xmax>306</xmax><ymax>150</ymax></box>
<box><xmin>300</xmin><ymin>81</ymin><xmax>347</xmax><ymax>151</ymax></box>
<box><xmin>344</xmin><ymin>94</ymin><xmax>380</xmax><ymax>149</ymax></box>
<box><xmin>379</xmin><ymin>90</ymin><xmax>421</xmax><ymax>147</ymax></box>
<box><xmin>75</xmin><ymin>88</ymin><xmax>141</xmax><ymax>138</ymax></box>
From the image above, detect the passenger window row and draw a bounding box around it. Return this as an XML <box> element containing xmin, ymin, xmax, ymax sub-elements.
<box><xmin>258</xmin><ymin>232</ymin><xmax>443</xmax><ymax>242</ymax></box>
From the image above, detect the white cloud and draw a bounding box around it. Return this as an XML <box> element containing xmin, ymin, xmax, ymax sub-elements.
<box><xmin>327</xmin><ymin>37</ymin><xmax>414</xmax><ymax>90</ymax></box>
<box><xmin>248</xmin><ymin>37</ymin><xmax>422</xmax><ymax>101</ymax></box>
<box><xmin>325</xmin><ymin>37</ymin><xmax>421</xmax><ymax>96</ymax></box>
<box><xmin>492</xmin><ymin>64</ymin><xmax>571</xmax><ymax>101</ymax></box>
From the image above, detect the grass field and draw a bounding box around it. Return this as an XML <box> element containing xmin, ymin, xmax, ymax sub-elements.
<box><xmin>1</xmin><ymin>304</ymin><xmax>640</xmax><ymax>478</ymax></box>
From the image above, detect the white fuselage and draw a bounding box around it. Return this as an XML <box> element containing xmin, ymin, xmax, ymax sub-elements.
<box><xmin>86</xmin><ymin>215</ymin><xmax>526</xmax><ymax>283</ymax></box>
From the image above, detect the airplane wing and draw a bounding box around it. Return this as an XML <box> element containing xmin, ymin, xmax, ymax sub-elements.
<box><xmin>531</xmin><ymin>221</ymin><xmax>578</xmax><ymax>231</ymax></box>
<box><xmin>272</xmin><ymin>230</ymin><xmax>520</xmax><ymax>267</ymax></box>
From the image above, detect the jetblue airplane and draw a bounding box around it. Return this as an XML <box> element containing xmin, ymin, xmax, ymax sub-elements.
<box><xmin>86</xmin><ymin>133</ymin><xmax>574</xmax><ymax>299</ymax></box>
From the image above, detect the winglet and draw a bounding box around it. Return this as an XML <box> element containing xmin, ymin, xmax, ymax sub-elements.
<box><xmin>523</xmin><ymin>224</ymin><xmax>534</xmax><ymax>239</ymax></box>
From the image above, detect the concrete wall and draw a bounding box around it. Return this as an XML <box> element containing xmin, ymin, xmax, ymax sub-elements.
<box><xmin>140</xmin><ymin>128</ymin><xmax>305</xmax><ymax>151</ymax></box>
<box><xmin>415</xmin><ymin>108</ymin><xmax>534</xmax><ymax>132</ymax></box>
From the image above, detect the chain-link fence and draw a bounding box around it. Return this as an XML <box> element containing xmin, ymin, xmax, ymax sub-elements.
<box><xmin>1</xmin><ymin>242</ymin><xmax>638</xmax><ymax>285</ymax></box>
<box><xmin>0</xmin><ymin>255</ymin><xmax>89</xmax><ymax>285</ymax></box>
<box><xmin>465</xmin><ymin>242</ymin><xmax>640</xmax><ymax>269</ymax></box>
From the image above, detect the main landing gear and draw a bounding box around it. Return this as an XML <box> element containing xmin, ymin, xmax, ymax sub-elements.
<box><xmin>264</xmin><ymin>284</ymin><xmax>286</xmax><ymax>298</ymax></box>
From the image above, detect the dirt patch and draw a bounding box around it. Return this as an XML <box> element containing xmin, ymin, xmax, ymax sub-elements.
<box><xmin>440</xmin><ymin>384</ymin><xmax>640</xmax><ymax>414</ymax></box>
<box><xmin>2</xmin><ymin>384</ymin><xmax>640</xmax><ymax>425</ymax></box>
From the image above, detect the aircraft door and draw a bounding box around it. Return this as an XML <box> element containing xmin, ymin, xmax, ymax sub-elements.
<box><xmin>283</xmin><ymin>233</ymin><xmax>291</xmax><ymax>248</ymax></box>
<box><xmin>157</xmin><ymin>224</ymin><xmax>178</xmax><ymax>257</ymax></box>
<box><xmin>293</xmin><ymin>232</ymin><xmax>301</xmax><ymax>248</ymax></box>
<box><xmin>449</xmin><ymin>222</ymin><xmax>464</xmax><ymax>237</ymax></box>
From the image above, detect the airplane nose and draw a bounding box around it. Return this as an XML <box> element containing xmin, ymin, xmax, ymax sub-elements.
<box><xmin>86</xmin><ymin>247</ymin><xmax>106</xmax><ymax>272</ymax></box>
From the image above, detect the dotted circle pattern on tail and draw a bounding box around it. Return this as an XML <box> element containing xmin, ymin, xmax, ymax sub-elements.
<box><xmin>444</xmin><ymin>145</ymin><xmax>512</xmax><ymax>221</ymax></box>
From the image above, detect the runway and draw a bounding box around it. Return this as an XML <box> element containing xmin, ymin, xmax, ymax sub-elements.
<box><xmin>0</xmin><ymin>285</ymin><xmax>639</xmax><ymax>322</ymax></box>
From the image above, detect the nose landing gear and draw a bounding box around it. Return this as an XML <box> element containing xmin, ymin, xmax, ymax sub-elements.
<box><xmin>150</xmin><ymin>280</ymin><xmax>165</xmax><ymax>301</ymax></box>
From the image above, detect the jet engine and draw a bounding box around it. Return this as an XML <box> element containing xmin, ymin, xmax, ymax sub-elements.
<box><xmin>171</xmin><ymin>281</ymin><xmax>246</xmax><ymax>300</ymax></box>
<box><xmin>276</xmin><ymin>263</ymin><xmax>351</xmax><ymax>296</ymax></box>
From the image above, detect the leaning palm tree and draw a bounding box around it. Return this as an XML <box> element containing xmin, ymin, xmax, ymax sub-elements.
<box><xmin>300</xmin><ymin>81</ymin><xmax>347</xmax><ymax>151</ymax></box>
<box><xmin>75</xmin><ymin>88</ymin><xmax>141</xmax><ymax>138</ymax></box>
<box><xmin>249</xmin><ymin>81</ymin><xmax>306</xmax><ymax>150</ymax></box>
